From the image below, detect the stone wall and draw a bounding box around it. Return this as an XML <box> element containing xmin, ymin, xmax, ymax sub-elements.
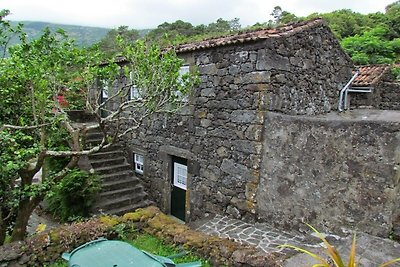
<box><xmin>350</xmin><ymin>75</ymin><xmax>400</xmax><ymax>111</ymax></box>
<box><xmin>380</xmin><ymin>82</ymin><xmax>400</xmax><ymax>110</ymax></box>
<box><xmin>256</xmin><ymin>111</ymin><xmax>400</xmax><ymax>237</ymax></box>
<box><xmin>120</xmin><ymin>22</ymin><xmax>353</xmax><ymax>223</ymax></box>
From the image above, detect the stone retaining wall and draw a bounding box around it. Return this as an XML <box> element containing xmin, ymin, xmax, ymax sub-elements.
<box><xmin>380</xmin><ymin>82</ymin><xmax>400</xmax><ymax>110</ymax></box>
<box><xmin>256</xmin><ymin>111</ymin><xmax>400</xmax><ymax>237</ymax></box>
<box><xmin>350</xmin><ymin>80</ymin><xmax>400</xmax><ymax>111</ymax></box>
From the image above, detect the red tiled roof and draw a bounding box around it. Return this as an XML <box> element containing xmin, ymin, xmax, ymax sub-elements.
<box><xmin>352</xmin><ymin>65</ymin><xmax>391</xmax><ymax>87</ymax></box>
<box><xmin>173</xmin><ymin>18</ymin><xmax>326</xmax><ymax>53</ymax></box>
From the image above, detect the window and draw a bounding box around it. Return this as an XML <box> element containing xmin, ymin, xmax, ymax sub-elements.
<box><xmin>134</xmin><ymin>153</ymin><xmax>144</xmax><ymax>174</ymax></box>
<box><xmin>179</xmin><ymin>65</ymin><xmax>190</xmax><ymax>80</ymax></box>
<box><xmin>176</xmin><ymin>65</ymin><xmax>190</xmax><ymax>102</ymax></box>
<box><xmin>101</xmin><ymin>80</ymin><xmax>109</xmax><ymax>99</ymax></box>
<box><xmin>130</xmin><ymin>85</ymin><xmax>141</xmax><ymax>100</ymax></box>
<box><xmin>129</xmin><ymin>72</ymin><xmax>142</xmax><ymax>100</ymax></box>
<box><xmin>173</xmin><ymin>162</ymin><xmax>187</xmax><ymax>190</ymax></box>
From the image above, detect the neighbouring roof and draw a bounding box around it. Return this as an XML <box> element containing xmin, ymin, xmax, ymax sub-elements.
<box><xmin>174</xmin><ymin>18</ymin><xmax>326</xmax><ymax>53</ymax></box>
<box><xmin>352</xmin><ymin>65</ymin><xmax>391</xmax><ymax>87</ymax></box>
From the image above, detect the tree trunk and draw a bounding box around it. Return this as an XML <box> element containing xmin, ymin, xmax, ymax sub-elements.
<box><xmin>10</xmin><ymin>197</ymin><xmax>41</xmax><ymax>242</ymax></box>
<box><xmin>0</xmin><ymin>211</ymin><xmax>6</xmax><ymax>245</ymax></box>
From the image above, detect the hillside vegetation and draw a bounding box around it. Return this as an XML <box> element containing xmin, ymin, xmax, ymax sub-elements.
<box><xmin>9</xmin><ymin>21</ymin><xmax>110</xmax><ymax>47</ymax></box>
<box><xmin>8</xmin><ymin>1</ymin><xmax>400</xmax><ymax>65</ymax></box>
<box><xmin>9</xmin><ymin>21</ymin><xmax>150</xmax><ymax>48</ymax></box>
<box><xmin>134</xmin><ymin>1</ymin><xmax>399</xmax><ymax>65</ymax></box>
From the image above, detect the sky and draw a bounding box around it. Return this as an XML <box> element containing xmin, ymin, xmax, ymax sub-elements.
<box><xmin>2</xmin><ymin>0</ymin><xmax>396</xmax><ymax>29</ymax></box>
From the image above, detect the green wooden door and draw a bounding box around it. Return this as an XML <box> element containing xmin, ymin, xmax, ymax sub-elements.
<box><xmin>171</xmin><ymin>157</ymin><xmax>187</xmax><ymax>221</ymax></box>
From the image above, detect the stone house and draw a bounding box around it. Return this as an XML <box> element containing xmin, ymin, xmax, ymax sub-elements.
<box><xmin>350</xmin><ymin>64</ymin><xmax>400</xmax><ymax>110</ymax></box>
<box><xmin>100</xmin><ymin>18</ymin><xmax>400</xmax><ymax>237</ymax></box>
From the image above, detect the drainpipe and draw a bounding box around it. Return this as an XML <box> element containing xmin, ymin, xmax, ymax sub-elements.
<box><xmin>338</xmin><ymin>70</ymin><xmax>360</xmax><ymax>112</ymax></box>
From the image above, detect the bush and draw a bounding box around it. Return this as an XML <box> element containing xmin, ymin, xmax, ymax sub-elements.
<box><xmin>392</xmin><ymin>66</ymin><xmax>400</xmax><ymax>81</ymax></box>
<box><xmin>45</xmin><ymin>168</ymin><xmax>101</xmax><ymax>222</ymax></box>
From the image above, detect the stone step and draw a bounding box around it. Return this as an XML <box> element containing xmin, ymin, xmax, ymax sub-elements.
<box><xmin>98</xmin><ymin>186</ymin><xmax>144</xmax><ymax>200</ymax></box>
<box><xmin>93</xmin><ymin>163</ymin><xmax>131</xmax><ymax>175</ymax></box>
<box><xmin>88</xmin><ymin>150</ymin><xmax>125</xmax><ymax>160</ymax></box>
<box><xmin>100</xmin><ymin>170</ymin><xmax>134</xmax><ymax>182</ymax></box>
<box><xmin>90</xmin><ymin>156</ymin><xmax>126</xmax><ymax>168</ymax></box>
<box><xmin>102</xmin><ymin>199</ymin><xmax>154</xmax><ymax>216</ymax></box>
<box><xmin>86</xmin><ymin>138</ymin><xmax>104</xmax><ymax>146</ymax></box>
<box><xmin>93</xmin><ymin>192</ymin><xmax>147</xmax><ymax>212</ymax></box>
<box><xmin>86</xmin><ymin>131</ymin><xmax>104</xmax><ymax>140</ymax></box>
<box><xmin>101</xmin><ymin>177</ymin><xmax>141</xmax><ymax>192</ymax></box>
<box><xmin>100</xmin><ymin>143</ymin><xmax>125</xmax><ymax>152</ymax></box>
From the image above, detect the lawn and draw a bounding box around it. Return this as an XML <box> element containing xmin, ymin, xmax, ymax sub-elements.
<box><xmin>46</xmin><ymin>233</ymin><xmax>210</xmax><ymax>267</ymax></box>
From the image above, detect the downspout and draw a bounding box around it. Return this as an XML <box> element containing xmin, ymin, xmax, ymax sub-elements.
<box><xmin>338</xmin><ymin>70</ymin><xmax>360</xmax><ymax>112</ymax></box>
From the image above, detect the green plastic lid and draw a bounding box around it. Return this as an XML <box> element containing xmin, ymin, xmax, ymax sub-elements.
<box><xmin>62</xmin><ymin>238</ymin><xmax>173</xmax><ymax>267</ymax></box>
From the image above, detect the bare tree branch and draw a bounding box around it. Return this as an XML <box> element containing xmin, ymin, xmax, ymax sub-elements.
<box><xmin>0</xmin><ymin>123</ymin><xmax>50</xmax><ymax>131</ymax></box>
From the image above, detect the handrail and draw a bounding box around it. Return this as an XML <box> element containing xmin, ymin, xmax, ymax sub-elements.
<box><xmin>338</xmin><ymin>70</ymin><xmax>359</xmax><ymax>112</ymax></box>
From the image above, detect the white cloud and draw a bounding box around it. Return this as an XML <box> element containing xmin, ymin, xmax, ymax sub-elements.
<box><xmin>3</xmin><ymin>0</ymin><xmax>396</xmax><ymax>29</ymax></box>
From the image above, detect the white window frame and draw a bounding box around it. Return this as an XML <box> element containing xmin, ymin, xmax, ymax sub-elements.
<box><xmin>129</xmin><ymin>71</ymin><xmax>142</xmax><ymax>100</ymax></box>
<box><xmin>175</xmin><ymin>65</ymin><xmax>190</xmax><ymax>102</ymax></box>
<box><xmin>173</xmin><ymin>162</ymin><xmax>187</xmax><ymax>190</ymax></box>
<box><xmin>134</xmin><ymin>153</ymin><xmax>144</xmax><ymax>174</ymax></box>
<box><xmin>179</xmin><ymin>65</ymin><xmax>190</xmax><ymax>81</ymax></box>
<box><xmin>101</xmin><ymin>80</ymin><xmax>109</xmax><ymax>99</ymax></box>
<box><xmin>130</xmin><ymin>85</ymin><xmax>141</xmax><ymax>100</ymax></box>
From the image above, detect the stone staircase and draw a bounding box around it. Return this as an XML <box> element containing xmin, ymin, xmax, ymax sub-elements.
<box><xmin>86</xmin><ymin>129</ymin><xmax>152</xmax><ymax>215</ymax></box>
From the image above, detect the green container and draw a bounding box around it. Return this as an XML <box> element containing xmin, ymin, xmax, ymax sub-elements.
<box><xmin>62</xmin><ymin>238</ymin><xmax>201</xmax><ymax>267</ymax></box>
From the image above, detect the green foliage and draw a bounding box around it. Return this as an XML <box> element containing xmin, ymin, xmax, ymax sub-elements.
<box><xmin>144</xmin><ymin>18</ymin><xmax>242</xmax><ymax>46</ymax></box>
<box><xmin>127</xmin><ymin>233</ymin><xmax>210</xmax><ymax>266</ymax></box>
<box><xmin>97</xmin><ymin>25</ymin><xmax>140</xmax><ymax>57</ymax></box>
<box><xmin>308</xmin><ymin>9</ymin><xmax>375</xmax><ymax>39</ymax></box>
<box><xmin>0</xmin><ymin>130</ymin><xmax>39</xmax><ymax>207</ymax></box>
<box><xmin>269</xmin><ymin>6</ymin><xmax>299</xmax><ymax>26</ymax></box>
<box><xmin>385</xmin><ymin>1</ymin><xmax>400</xmax><ymax>38</ymax></box>
<box><xmin>0</xmin><ymin>9</ymin><xmax>23</xmax><ymax>58</ymax></box>
<box><xmin>341</xmin><ymin>24</ymin><xmax>400</xmax><ymax>64</ymax></box>
<box><xmin>392</xmin><ymin>66</ymin><xmax>400</xmax><ymax>80</ymax></box>
<box><xmin>45</xmin><ymin>168</ymin><xmax>101</xmax><ymax>222</ymax></box>
<box><xmin>0</xmin><ymin>25</ymin><xmax>98</xmax><ymax>125</ymax></box>
<box><xmin>0</xmin><ymin>7</ymin><xmax>199</xmax><ymax>244</ymax></box>
<box><xmin>45</xmin><ymin>260</ymin><xmax>67</xmax><ymax>267</ymax></box>
<box><xmin>280</xmin><ymin>224</ymin><xmax>400</xmax><ymax>267</ymax></box>
<box><xmin>117</xmin><ymin>38</ymin><xmax>200</xmax><ymax>109</ymax></box>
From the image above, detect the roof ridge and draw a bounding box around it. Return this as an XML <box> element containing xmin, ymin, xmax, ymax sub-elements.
<box><xmin>173</xmin><ymin>18</ymin><xmax>326</xmax><ymax>53</ymax></box>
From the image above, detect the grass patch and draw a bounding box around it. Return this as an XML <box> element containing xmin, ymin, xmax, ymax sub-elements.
<box><xmin>45</xmin><ymin>260</ymin><xmax>67</xmax><ymax>267</ymax></box>
<box><xmin>127</xmin><ymin>233</ymin><xmax>210</xmax><ymax>266</ymax></box>
<box><xmin>46</xmin><ymin>232</ymin><xmax>210</xmax><ymax>267</ymax></box>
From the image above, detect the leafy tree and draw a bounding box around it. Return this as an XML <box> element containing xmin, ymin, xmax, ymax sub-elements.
<box><xmin>145</xmin><ymin>18</ymin><xmax>242</xmax><ymax>46</ymax></box>
<box><xmin>207</xmin><ymin>18</ymin><xmax>232</xmax><ymax>33</ymax></box>
<box><xmin>307</xmin><ymin>9</ymin><xmax>373</xmax><ymax>39</ymax></box>
<box><xmin>0</xmin><ymin>9</ymin><xmax>23</xmax><ymax>58</ymax></box>
<box><xmin>97</xmin><ymin>25</ymin><xmax>140</xmax><ymax>56</ymax></box>
<box><xmin>145</xmin><ymin>20</ymin><xmax>198</xmax><ymax>45</ymax></box>
<box><xmin>341</xmin><ymin>24</ymin><xmax>400</xmax><ymax>64</ymax></box>
<box><xmin>385</xmin><ymin>1</ymin><xmax>400</xmax><ymax>37</ymax></box>
<box><xmin>270</xmin><ymin>6</ymin><xmax>283</xmax><ymax>25</ymax></box>
<box><xmin>268</xmin><ymin>6</ymin><xmax>299</xmax><ymax>26</ymax></box>
<box><xmin>0</xmin><ymin>12</ymin><xmax>199</xmax><ymax>244</ymax></box>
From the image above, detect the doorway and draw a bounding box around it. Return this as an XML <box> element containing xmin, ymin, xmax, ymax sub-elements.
<box><xmin>170</xmin><ymin>156</ymin><xmax>187</xmax><ymax>221</ymax></box>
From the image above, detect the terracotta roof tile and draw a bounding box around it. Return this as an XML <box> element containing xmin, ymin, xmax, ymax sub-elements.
<box><xmin>352</xmin><ymin>64</ymin><xmax>391</xmax><ymax>87</ymax></box>
<box><xmin>173</xmin><ymin>18</ymin><xmax>326</xmax><ymax>53</ymax></box>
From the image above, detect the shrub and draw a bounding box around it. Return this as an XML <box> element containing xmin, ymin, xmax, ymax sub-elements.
<box><xmin>392</xmin><ymin>66</ymin><xmax>400</xmax><ymax>81</ymax></box>
<box><xmin>45</xmin><ymin>168</ymin><xmax>101</xmax><ymax>222</ymax></box>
